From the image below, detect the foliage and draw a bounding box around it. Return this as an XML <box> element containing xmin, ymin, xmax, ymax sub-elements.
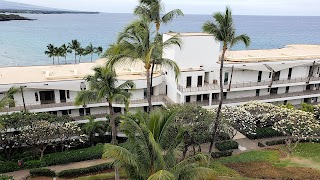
<box><xmin>24</xmin><ymin>160</ymin><xmax>43</xmax><ymax>169</ymax></box>
<box><xmin>215</xmin><ymin>140</ymin><xmax>239</xmax><ymax>151</ymax></box>
<box><xmin>300</xmin><ymin>102</ymin><xmax>314</xmax><ymax>113</ymax></box>
<box><xmin>0</xmin><ymin>131</ymin><xmax>21</xmax><ymax>160</ymax></box>
<box><xmin>218</xmin><ymin>150</ymin><xmax>280</xmax><ymax>164</ymax></box>
<box><xmin>81</xmin><ymin>116</ymin><xmax>109</xmax><ymax>146</ymax></box>
<box><xmin>0</xmin><ymin>161</ymin><xmax>20</xmax><ymax>173</ymax></box>
<box><xmin>0</xmin><ymin>174</ymin><xmax>13</xmax><ymax>180</ymax></box>
<box><xmin>73</xmin><ymin>172</ymin><xmax>126</xmax><ymax>180</ymax></box>
<box><xmin>211</xmin><ymin>150</ymin><xmax>233</xmax><ymax>158</ymax></box>
<box><xmin>209</xmin><ymin>161</ymin><xmax>241</xmax><ymax>178</ymax></box>
<box><xmin>29</xmin><ymin>168</ymin><xmax>56</xmax><ymax>177</ymax></box>
<box><xmin>247</xmin><ymin>127</ymin><xmax>282</xmax><ymax>139</ymax></box>
<box><xmin>57</xmin><ymin>163</ymin><xmax>113</xmax><ymax>178</ymax></box>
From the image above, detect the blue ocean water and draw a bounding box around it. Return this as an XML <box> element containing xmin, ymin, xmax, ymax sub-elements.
<box><xmin>0</xmin><ymin>13</ymin><xmax>320</xmax><ymax>66</ymax></box>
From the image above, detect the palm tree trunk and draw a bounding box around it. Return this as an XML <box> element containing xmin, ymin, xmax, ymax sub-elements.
<box><xmin>20</xmin><ymin>86</ymin><xmax>26</xmax><ymax>111</ymax></box>
<box><xmin>65</xmin><ymin>56</ymin><xmax>67</xmax><ymax>64</ymax></box>
<box><xmin>79</xmin><ymin>55</ymin><xmax>81</xmax><ymax>63</ymax></box>
<box><xmin>91</xmin><ymin>53</ymin><xmax>93</xmax><ymax>62</ymax></box>
<box><xmin>74</xmin><ymin>51</ymin><xmax>77</xmax><ymax>64</ymax></box>
<box><xmin>108</xmin><ymin>102</ymin><xmax>120</xmax><ymax>180</ymax></box>
<box><xmin>149</xmin><ymin>25</ymin><xmax>160</xmax><ymax>109</ymax></box>
<box><xmin>58</xmin><ymin>57</ymin><xmax>60</xmax><ymax>64</ymax></box>
<box><xmin>52</xmin><ymin>57</ymin><xmax>55</xmax><ymax>65</ymax></box>
<box><xmin>146</xmin><ymin>68</ymin><xmax>152</xmax><ymax>113</ymax></box>
<box><xmin>208</xmin><ymin>44</ymin><xmax>227</xmax><ymax>153</ymax></box>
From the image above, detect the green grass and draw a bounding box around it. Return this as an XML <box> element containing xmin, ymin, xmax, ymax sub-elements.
<box><xmin>72</xmin><ymin>172</ymin><xmax>126</xmax><ymax>180</ymax></box>
<box><xmin>293</xmin><ymin>143</ymin><xmax>320</xmax><ymax>163</ymax></box>
<box><xmin>217</xmin><ymin>150</ymin><xmax>280</xmax><ymax>164</ymax></box>
<box><xmin>210</xmin><ymin>161</ymin><xmax>241</xmax><ymax>178</ymax></box>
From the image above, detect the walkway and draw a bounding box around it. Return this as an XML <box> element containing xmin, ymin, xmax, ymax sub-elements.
<box><xmin>4</xmin><ymin>159</ymin><xmax>108</xmax><ymax>180</ymax></box>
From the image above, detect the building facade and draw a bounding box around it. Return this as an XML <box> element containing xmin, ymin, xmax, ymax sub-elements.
<box><xmin>1</xmin><ymin>33</ymin><xmax>320</xmax><ymax>118</ymax></box>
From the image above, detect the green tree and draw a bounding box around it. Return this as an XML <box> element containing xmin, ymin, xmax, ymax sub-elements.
<box><xmin>77</xmin><ymin>47</ymin><xmax>86</xmax><ymax>63</ymax></box>
<box><xmin>102</xmin><ymin>110</ymin><xmax>215</xmax><ymax>179</ymax></box>
<box><xmin>94</xmin><ymin>46</ymin><xmax>103</xmax><ymax>58</ymax></box>
<box><xmin>44</xmin><ymin>44</ymin><xmax>55</xmax><ymax>65</ymax></box>
<box><xmin>85</xmin><ymin>43</ymin><xmax>95</xmax><ymax>62</ymax></box>
<box><xmin>81</xmin><ymin>116</ymin><xmax>109</xmax><ymax>146</ymax></box>
<box><xmin>0</xmin><ymin>86</ymin><xmax>19</xmax><ymax>109</ymax></box>
<box><xmin>68</xmin><ymin>40</ymin><xmax>81</xmax><ymax>64</ymax></box>
<box><xmin>202</xmin><ymin>7</ymin><xmax>251</xmax><ymax>153</ymax></box>
<box><xmin>105</xmin><ymin>19</ymin><xmax>180</xmax><ymax>112</ymax></box>
<box><xmin>53</xmin><ymin>46</ymin><xmax>61</xmax><ymax>64</ymax></box>
<box><xmin>134</xmin><ymin>0</ymin><xmax>183</xmax><ymax>96</ymax></box>
<box><xmin>60</xmin><ymin>44</ymin><xmax>71</xmax><ymax>64</ymax></box>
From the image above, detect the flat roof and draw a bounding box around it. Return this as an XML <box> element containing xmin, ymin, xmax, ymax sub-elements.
<box><xmin>225</xmin><ymin>44</ymin><xmax>320</xmax><ymax>63</ymax></box>
<box><xmin>0</xmin><ymin>59</ymin><xmax>160</xmax><ymax>85</ymax></box>
<box><xmin>165</xmin><ymin>32</ymin><xmax>213</xmax><ymax>36</ymax></box>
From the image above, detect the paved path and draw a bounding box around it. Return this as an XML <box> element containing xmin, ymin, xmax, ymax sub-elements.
<box><xmin>5</xmin><ymin>159</ymin><xmax>109</xmax><ymax>180</ymax></box>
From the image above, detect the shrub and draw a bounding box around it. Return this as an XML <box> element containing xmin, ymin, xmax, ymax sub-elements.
<box><xmin>29</xmin><ymin>168</ymin><xmax>56</xmax><ymax>177</ymax></box>
<box><xmin>57</xmin><ymin>163</ymin><xmax>113</xmax><ymax>178</ymax></box>
<box><xmin>258</xmin><ymin>142</ymin><xmax>266</xmax><ymax>147</ymax></box>
<box><xmin>41</xmin><ymin>144</ymin><xmax>104</xmax><ymax>166</ymax></box>
<box><xmin>0</xmin><ymin>174</ymin><xmax>13</xmax><ymax>180</ymax></box>
<box><xmin>247</xmin><ymin>127</ymin><xmax>282</xmax><ymax>139</ymax></box>
<box><xmin>211</xmin><ymin>150</ymin><xmax>233</xmax><ymax>158</ymax></box>
<box><xmin>265</xmin><ymin>139</ymin><xmax>286</xmax><ymax>146</ymax></box>
<box><xmin>0</xmin><ymin>161</ymin><xmax>20</xmax><ymax>173</ymax></box>
<box><xmin>215</xmin><ymin>140</ymin><xmax>239</xmax><ymax>151</ymax></box>
<box><xmin>24</xmin><ymin>160</ymin><xmax>43</xmax><ymax>169</ymax></box>
<box><xmin>217</xmin><ymin>132</ymin><xmax>231</xmax><ymax>141</ymax></box>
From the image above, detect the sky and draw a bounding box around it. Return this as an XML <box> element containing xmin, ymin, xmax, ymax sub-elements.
<box><xmin>5</xmin><ymin>0</ymin><xmax>320</xmax><ymax>16</ymax></box>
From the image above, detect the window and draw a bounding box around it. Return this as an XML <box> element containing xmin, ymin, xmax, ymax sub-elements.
<box><xmin>212</xmin><ymin>93</ymin><xmax>219</xmax><ymax>100</ymax></box>
<box><xmin>288</xmin><ymin>68</ymin><xmax>292</xmax><ymax>80</ymax></box>
<box><xmin>274</xmin><ymin>71</ymin><xmax>280</xmax><ymax>81</ymax></box>
<box><xmin>144</xmin><ymin>89</ymin><xmax>147</xmax><ymax>99</ymax></box>
<box><xmin>79</xmin><ymin>108</ymin><xmax>85</xmax><ymax>116</ymax></box>
<box><xmin>203</xmin><ymin>94</ymin><xmax>209</xmax><ymax>100</ymax></box>
<box><xmin>256</xmin><ymin>89</ymin><xmax>260</xmax><ymax>96</ymax></box>
<box><xmin>270</xmin><ymin>88</ymin><xmax>278</xmax><ymax>95</ymax></box>
<box><xmin>196</xmin><ymin>95</ymin><xmax>202</xmax><ymax>102</ymax></box>
<box><xmin>224</xmin><ymin>72</ymin><xmax>229</xmax><ymax>85</ymax></box>
<box><xmin>197</xmin><ymin>76</ymin><xmax>203</xmax><ymax>87</ymax></box>
<box><xmin>284</xmin><ymin>100</ymin><xmax>288</xmax><ymax>105</ymax></box>
<box><xmin>258</xmin><ymin>71</ymin><xmax>262</xmax><ymax>82</ymax></box>
<box><xmin>62</xmin><ymin>110</ymin><xmax>68</xmax><ymax>115</ymax></box>
<box><xmin>268</xmin><ymin>88</ymin><xmax>270</xmax><ymax>92</ymax></box>
<box><xmin>68</xmin><ymin>110</ymin><xmax>72</xmax><ymax>114</ymax></box>
<box><xmin>317</xmin><ymin>67</ymin><xmax>320</xmax><ymax>74</ymax></box>
<box><xmin>186</xmin><ymin>77</ymin><xmax>192</xmax><ymax>88</ymax></box>
<box><xmin>223</xmin><ymin>92</ymin><xmax>227</xmax><ymax>99</ymax></box>
<box><xmin>66</xmin><ymin>90</ymin><xmax>70</xmax><ymax>99</ymax></box>
<box><xmin>35</xmin><ymin>92</ymin><xmax>39</xmax><ymax>101</ymax></box>
<box><xmin>85</xmin><ymin>108</ymin><xmax>91</xmax><ymax>115</ymax></box>
<box><xmin>114</xmin><ymin>107</ymin><xmax>122</xmax><ymax>113</ymax></box>
<box><xmin>286</xmin><ymin>86</ymin><xmax>290</xmax><ymax>93</ymax></box>
<box><xmin>186</xmin><ymin>96</ymin><xmax>191</xmax><ymax>102</ymax></box>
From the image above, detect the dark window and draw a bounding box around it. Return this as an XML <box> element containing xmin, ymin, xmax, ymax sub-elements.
<box><xmin>223</xmin><ymin>92</ymin><xmax>227</xmax><ymax>99</ymax></box>
<box><xmin>35</xmin><ymin>92</ymin><xmax>39</xmax><ymax>101</ymax></box>
<box><xmin>258</xmin><ymin>71</ymin><xmax>262</xmax><ymax>82</ymax></box>
<box><xmin>270</xmin><ymin>88</ymin><xmax>278</xmax><ymax>95</ymax></box>
<box><xmin>66</xmin><ymin>90</ymin><xmax>70</xmax><ymax>99</ymax></box>
<box><xmin>39</xmin><ymin>91</ymin><xmax>55</xmax><ymax>104</ymax></box>
<box><xmin>196</xmin><ymin>95</ymin><xmax>202</xmax><ymax>102</ymax></box>
<box><xmin>203</xmin><ymin>94</ymin><xmax>209</xmax><ymax>100</ymax></box>
<box><xmin>144</xmin><ymin>106</ymin><xmax>148</xmax><ymax>112</ymax></box>
<box><xmin>62</xmin><ymin>110</ymin><xmax>68</xmax><ymax>115</ymax></box>
<box><xmin>274</xmin><ymin>71</ymin><xmax>280</xmax><ymax>81</ymax></box>
<box><xmin>224</xmin><ymin>72</ymin><xmax>229</xmax><ymax>85</ymax></box>
<box><xmin>186</xmin><ymin>77</ymin><xmax>192</xmax><ymax>88</ymax></box>
<box><xmin>286</xmin><ymin>86</ymin><xmax>290</xmax><ymax>93</ymax></box>
<box><xmin>186</xmin><ymin>96</ymin><xmax>191</xmax><ymax>102</ymax></box>
<box><xmin>197</xmin><ymin>76</ymin><xmax>203</xmax><ymax>87</ymax></box>
<box><xmin>85</xmin><ymin>108</ymin><xmax>91</xmax><ymax>115</ymax></box>
<box><xmin>268</xmin><ymin>88</ymin><xmax>270</xmax><ymax>92</ymax></box>
<box><xmin>212</xmin><ymin>93</ymin><xmax>219</xmax><ymax>100</ymax></box>
<box><xmin>68</xmin><ymin>110</ymin><xmax>72</xmax><ymax>114</ymax></box>
<box><xmin>306</xmin><ymin>85</ymin><xmax>311</xmax><ymax>90</ymax></box>
<box><xmin>284</xmin><ymin>100</ymin><xmax>288</xmax><ymax>105</ymax></box>
<box><xmin>256</xmin><ymin>89</ymin><xmax>260</xmax><ymax>96</ymax></box>
<box><xmin>79</xmin><ymin>108</ymin><xmax>85</xmax><ymax>116</ymax></box>
<box><xmin>317</xmin><ymin>67</ymin><xmax>320</xmax><ymax>74</ymax></box>
<box><xmin>144</xmin><ymin>89</ymin><xmax>147</xmax><ymax>99</ymax></box>
<box><xmin>288</xmin><ymin>68</ymin><xmax>292</xmax><ymax>80</ymax></box>
<box><xmin>114</xmin><ymin>107</ymin><xmax>122</xmax><ymax>113</ymax></box>
<box><xmin>59</xmin><ymin>90</ymin><xmax>66</xmax><ymax>103</ymax></box>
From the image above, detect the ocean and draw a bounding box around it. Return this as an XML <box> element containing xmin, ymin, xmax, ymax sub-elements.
<box><xmin>0</xmin><ymin>13</ymin><xmax>320</xmax><ymax>66</ymax></box>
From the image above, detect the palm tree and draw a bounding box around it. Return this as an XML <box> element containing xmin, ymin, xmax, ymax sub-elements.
<box><xmin>81</xmin><ymin>116</ymin><xmax>109</xmax><ymax>146</ymax></box>
<box><xmin>105</xmin><ymin>19</ymin><xmax>180</xmax><ymax>112</ymax></box>
<box><xmin>85</xmin><ymin>43</ymin><xmax>95</xmax><ymax>62</ymax></box>
<box><xmin>202</xmin><ymin>6</ymin><xmax>251</xmax><ymax>153</ymax></box>
<box><xmin>134</xmin><ymin>0</ymin><xmax>184</xmax><ymax>104</ymax></box>
<box><xmin>75</xmin><ymin>66</ymin><xmax>134</xmax><ymax>145</ymax></box>
<box><xmin>60</xmin><ymin>44</ymin><xmax>71</xmax><ymax>64</ymax></box>
<box><xmin>0</xmin><ymin>86</ymin><xmax>19</xmax><ymax>110</ymax></box>
<box><xmin>94</xmin><ymin>46</ymin><xmax>103</xmax><ymax>58</ymax></box>
<box><xmin>44</xmin><ymin>44</ymin><xmax>55</xmax><ymax>65</ymax></box>
<box><xmin>77</xmin><ymin>47</ymin><xmax>86</xmax><ymax>63</ymax></box>
<box><xmin>53</xmin><ymin>47</ymin><xmax>61</xmax><ymax>64</ymax></box>
<box><xmin>102</xmin><ymin>110</ymin><xmax>216</xmax><ymax>179</ymax></box>
<box><xmin>68</xmin><ymin>40</ymin><xmax>81</xmax><ymax>64</ymax></box>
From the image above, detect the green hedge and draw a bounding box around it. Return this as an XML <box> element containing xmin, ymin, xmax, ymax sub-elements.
<box><xmin>29</xmin><ymin>168</ymin><xmax>56</xmax><ymax>177</ymax></box>
<box><xmin>0</xmin><ymin>174</ymin><xmax>14</xmax><ymax>180</ymax></box>
<box><xmin>211</xmin><ymin>150</ymin><xmax>233</xmax><ymax>158</ymax></box>
<box><xmin>217</xmin><ymin>132</ymin><xmax>231</xmax><ymax>141</ymax></box>
<box><xmin>0</xmin><ymin>161</ymin><xmax>20</xmax><ymax>173</ymax></box>
<box><xmin>247</xmin><ymin>127</ymin><xmax>283</xmax><ymax>139</ymax></box>
<box><xmin>215</xmin><ymin>140</ymin><xmax>239</xmax><ymax>151</ymax></box>
<box><xmin>57</xmin><ymin>163</ymin><xmax>113</xmax><ymax>178</ymax></box>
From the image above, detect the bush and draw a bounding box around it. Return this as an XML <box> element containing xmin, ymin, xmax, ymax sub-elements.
<box><xmin>211</xmin><ymin>150</ymin><xmax>233</xmax><ymax>158</ymax></box>
<box><xmin>30</xmin><ymin>168</ymin><xmax>56</xmax><ymax>177</ymax></box>
<box><xmin>0</xmin><ymin>161</ymin><xmax>20</xmax><ymax>173</ymax></box>
<box><xmin>24</xmin><ymin>160</ymin><xmax>43</xmax><ymax>169</ymax></box>
<box><xmin>258</xmin><ymin>142</ymin><xmax>266</xmax><ymax>147</ymax></box>
<box><xmin>265</xmin><ymin>139</ymin><xmax>286</xmax><ymax>146</ymax></box>
<box><xmin>57</xmin><ymin>163</ymin><xmax>113</xmax><ymax>178</ymax></box>
<box><xmin>0</xmin><ymin>174</ymin><xmax>13</xmax><ymax>180</ymax></box>
<box><xmin>247</xmin><ymin>127</ymin><xmax>282</xmax><ymax>139</ymax></box>
<box><xmin>217</xmin><ymin>132</ymin><xmax>231</xmax><ymax>141</ymax></box>
<box><xmin>41</xmin><ymin>144</ymin><xmax>104</xmax><ymax>166</ymax></box>
<box><xmin>215</xmin><ymin>140</ymin><xmax>239</xmax><ymax>151</ymax></box>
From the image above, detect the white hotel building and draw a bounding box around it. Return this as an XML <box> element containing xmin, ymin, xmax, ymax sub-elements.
<box><xmin>1</xmin><ymin>32</ymin><xmax>320</xmax><ymax>118</ymax></box>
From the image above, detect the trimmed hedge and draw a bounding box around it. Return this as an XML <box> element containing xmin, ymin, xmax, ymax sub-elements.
<box><xmin>211</xmin><ymin>150</ymin><xmax>233</xmax><ymax>158</ymax></box>
<box><xmin>29</xmin><ymin>168</ymin><xmax>56</xmax><ymax>177</ymax></box>
<box><xmin>24</xmin><ymin>160</ymin><xmax>43</xmax><ymax>169</ymax></box>
<box><xmin>0</xmin><ymin>161</ymin><xmax>20</xmax><ymax>174</ymax></box>
<box><xmin>258</xmin><ymin>142</ymin><xmax>266</xmax><ymax>147</ymax></box>
<box><xmin>215</xmin><ymin>140</ymin><xmax>239</xmax><ymax>151</ymax></box>
<box><xmin>247</xmin><ymin>127</ymin><xmax>283</xmax><ymax>139</ymax></box>
<box><xmin>217</xmin><ymin>132</ymin><xmax>231</xmax><ymax>141</ymax></box>
<box><xmin>265</xmin><ymin>139</ymin><xmax>286</xmax><ymax>146</ymax></box>
<box><xmin>57</xmin><ymin>163</ymin><xmax>113</xmax><ymax>178</ymax></box>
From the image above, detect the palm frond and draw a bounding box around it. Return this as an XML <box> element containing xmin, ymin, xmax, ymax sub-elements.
<box><xmin>162</xmin><ymin>9</ymin><xmax>184</xmax><ymax>24</ymax></box>
<box><xmin>74</xmin><ymin>90</ymin><xmax>97</xmax><ymax>106</ymax></box>
<box><xmin>102</xmin><ymin>143</ymin><xmax>138</xmax><ymax>168</ymax></box>
<box><xmin>147</xmin><ymin>170</ymin><xmax>176</xmax><ymax>180</ymax></box>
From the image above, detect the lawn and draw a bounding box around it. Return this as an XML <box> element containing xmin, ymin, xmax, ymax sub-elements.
<box><xmin>217</xmin><ymin>150</ymin><xmax>280</xmax><ymax>164</ymax></box>
<box><xmin>293</xmin><ymin>143</ymin><xmax>320</xmax><ymax>163</ymax></box>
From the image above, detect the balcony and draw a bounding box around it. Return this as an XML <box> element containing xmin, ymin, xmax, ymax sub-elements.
<box><xmin>178</xmin><ymin>76</ymin><xmax>320</xmax><ymax>93</ymax></box>
<box><xmin>0</xmin><ymin>95</ymin><xmax>172</xmax><ymax>113</ymax></box>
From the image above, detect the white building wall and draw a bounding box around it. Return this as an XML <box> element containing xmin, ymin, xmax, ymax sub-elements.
<box><xmin>130</xmin><ymin>89</ymin><xmax>144</xmax><ymax>99</ymax></box>
<box><xmin>90</xmin><ymin>107</ymin><xmax>108</xmax><ymax>115</ymax></box>
<box><xmin>232</xmin><ymin>70</ymin><xmax>259</xmax><ymax>83</ymax></box>
<box><xmin>226</xmin><ymin>90</ymin><xmax>256</xmax><ymax>99</ymax></box>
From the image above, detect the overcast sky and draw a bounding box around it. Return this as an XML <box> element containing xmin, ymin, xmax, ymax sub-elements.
<box><xmin>6</xmin><ymin>0</ymin><xmax>320</xmax><ymax>16</ymax></box>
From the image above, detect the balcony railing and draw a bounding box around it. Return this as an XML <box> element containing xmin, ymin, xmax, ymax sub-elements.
<box><xmin>178</xmin><ymin>76</ymin><xmax>320</xmax><ymax>93</ymax></box>
<box><xmin>0</xmin><ymin>95</ymin><xmax>171</xmax><ymax>112</ymax></box>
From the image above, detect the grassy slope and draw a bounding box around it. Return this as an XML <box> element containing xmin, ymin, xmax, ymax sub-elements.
<box><xmin>293</xmin><ymin>143</ymin><xmax>320</xmax><ymax>162</ymax></box>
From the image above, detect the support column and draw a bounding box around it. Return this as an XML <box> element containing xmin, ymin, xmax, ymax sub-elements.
<box><xmin>153</xmin><ymin>86</ymin><xmax>160</xmax><ymax>96</ymax></box>
<box><xmin>209</xmin><ymin>93</ymin><xmax>212</xmax><ymax>106</ymax></box>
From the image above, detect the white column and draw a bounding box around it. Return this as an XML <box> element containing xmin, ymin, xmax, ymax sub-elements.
<box><xmin>54</xmin><ymin>90</ymin><xmax>60</xmax><ymax>103</ymax></box>
<box><xmin>153</xmin><ymin>86</ymin><xmax>160</xmax><ymax>96</ymax></box>
<box><xmin>209</xmin><ymin>93</ymin><xmax>212</xmax><ymax>106</ymax></box>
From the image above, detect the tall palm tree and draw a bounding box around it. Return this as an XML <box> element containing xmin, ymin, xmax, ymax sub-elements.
<box><xmin>53</xmin><ymin>47</ymin><xmax>61</xmax><ymax>64</ymax></box>
<box><xmin>68</xmin><ymin>40</ymin><xmax>81</xmax><ymax>64</ymax></box>
<box><xmin>77</xmin><ymin>47</ymin><xmax>86</xmax><ymax>63</ymax></box>
<box><xmin>102</xmin><ymin>110</ymin><xmax>215</xmax><ymax>179</ymax></box>
<box><xmin>60</xmin><ymin>44</ymin><xmax>71</xmax><ymax>64</ymax></box>
<box><xmin>134</xmin><ymin>0</ymin><xmax>184</xmax><ymax>103</ymax></box>
<box><xmin>202</xmin><ymin>7</ymin><xmax>251</xmax><ymax>153</ymax></box>
<box><xmin>44</xmin><ymin>44</ymin><xmax>55</xmax><ymax>65</ymax></box>
<box><xmin>81</xmin><ymin>116</ymin><xmax>109</xmax><ymax>146</ymax></box>
<box><xmin>105</xmin><ymin>19</ymin><xmax>180</xmax><ymax>112</ymax></box>
<box><xmin>0</xmin><ymin>86</ymin><xmax>19</xmax><ymax>110</ymax></box>
<box><xmin>94</xmin><ymin>46</ymin><xmax>103</xmax><ymax>58</ymax></box>
<box><xmin>75</xmin><ymin>66</ymin><xmax>134</xmax><ymax>145</ymax></box>
<box><xmin>85</xmin><ymin>43</ymin><xmax>95</xmax><ymax>62</ymax></box>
